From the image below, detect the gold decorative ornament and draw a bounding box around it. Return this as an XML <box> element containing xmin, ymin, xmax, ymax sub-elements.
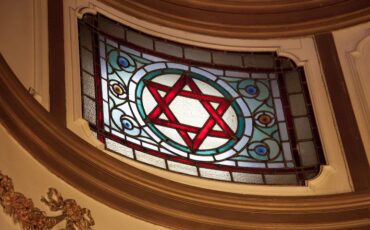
<box><xmin>0</xmin><ymin>171</ymin><xmax>94</xmax><ymax>230</ymax></box>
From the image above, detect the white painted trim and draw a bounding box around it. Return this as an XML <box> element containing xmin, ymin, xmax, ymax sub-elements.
<box><xmin>33</xmin><ymin>0</ymin><xmax>49</xmax><ymax>110</ymax></box>
<box><xmin>333</xmin><ymin>22</ymin><xmax>370</xmax><ymax>166</ymax></box>
<box><xmin>64</xmin><ymin>0</ymin><xmax>353</xmax><ymax>195</ymax></box>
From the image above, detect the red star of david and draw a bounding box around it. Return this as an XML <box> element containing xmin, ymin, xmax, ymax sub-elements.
<box><xmin>144</xmin><ymin>73</ymin><xmax>236</xmax><ymax>152</ymax></box>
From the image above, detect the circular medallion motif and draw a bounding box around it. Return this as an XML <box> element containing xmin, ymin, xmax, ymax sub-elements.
<box><xmin>254</xmin><ymin>111</ymin><xmax>275</xmax><ymax>128</ymax></box>
<box><xmin>247</xmin><ymin>139</ymin><xmax>280</xmax><ymax>161</ymax></box>
<box><xmin>109</xmin><ymin>80</ymin><xmax>127</xmax><ymax>99</ymax></box>
<box><xmin>128</xmin><ymin>63</ymin><xmax>252</xmax><ymax>161</ymax></box>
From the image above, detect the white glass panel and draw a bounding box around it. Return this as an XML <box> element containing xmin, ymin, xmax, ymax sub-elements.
<box><xmin>199</xmin><ymin>168</ymin><xmax>231</xmax><ymax>181</ymax></box>
<box><xmin>126</xmin><ymin>136</ymin><xmax>141</xmax><ymax>145</ymax></box>
<box><xmin>237</xmin><ymin>162</ymin><xmax>266</xmax><ymax>168</ymax></box>
<box><xmin>101</xmin><ymin>79</ymin><xmax>108</xmax><ymax>102</ymax></box>
<box><xmin>216</xmin><ymin>79</ymin><xmax>238</xmax><ymax>97</ymax></box>
<box><xmin>225</xmin><ymin>70</ymin><xmax>250</xmax><ymax>78</ymax></box>
<box><xmin>82</xmin><ymin>72</ymin><xmax>95</xmax><ymax>99</ymax></box>
<box><xmin>142</xmin><ymin>87</ymin><xmax>157</xmax><ymax>115</ymax></box>
<box><xmin>143</xmin><ymin>53</ymin><xmax>167</xmax><ymax>62</ymax></box>
<box><xmin>131</xmin><ymin>69</ymin><xmax>146</xmax><ymax>83</ymax></box>
<box><xmin>106</xmin><ymin>38</ymin><xmax>118</xmax><ymax>48</ymax></box>
<box><xmin>200</xmin><ymin>136</ymin><xmax>229</xmax><ymax>150</ymax></box>
<box><xmin>215</xmin><ymin>160</ymin><xmax>236</xmax><ymax>166</ymax></box>
<box><xmin>111</xmin><ymin>129</ymin><xmax>126</xmax><ymax>140</ymax></box>
<box><xmin>126</xmin><ymin>31</ymin><xmax>153</xmax><ymax>50</ymax></box>
<box><xmin>169</xmin><ymin>96</ymin><xmax>210</xmax><ymax>127</ymax></box>
<box><xmin>152</xmin><ymin>74</ymin><xmax>180</xmax><ymax>87</ymax></box>
<box><xmin>278</xmin><ymin>122</ymin><xmax>289</xmax><ymax>141</ymax></box>
<box><xmin>298</xmin><ymin>141</ymin><xmax>318</xmax><ymax>165</ymax></box>
<box><xmin>200</xmin><ymin>67</ymin><xmax>224</xmax><ymax>76</ymax></box>
<box><xmin>128</xmin><ymin>83</ymin><xmax>137</xmax><ymax>102</ymax></box>
<box><xmin>103</xmin><ymin>101</ymin><xmax>110</xmax><ymax>126</ymax></box>
<box><xmin>214</xmin><ymin>149</ymin><xmax>236</xmax><ymax>161</ymax></box>
<box><xmin>274</xmin><ymin>98</ymin><xmax>285</xmax><ymax>122</ymax></box>
<box><xmin>159</xmin><ymin>147</ymin><xmax>175</xmax><ymax>156</ymax></box>
<box><xmin>289</xmin><ymin>94</ymin><xmax>307</xmax><ymax>116</ymax></box>
<box><xmin>267</xmin><ymin>163</ymin><xmax>285</xmax><ymax>168</ymax></box>
<box><xmin>189</xmin><ymin>154</ymin><xmax>214</xmax><ymax>162</ymax></box>
<box><xmin>106</xmin><ymin>138</ymin><xmax>134</xmax><ymax>158</ymax></box>
<box><xmin>236</xmin><ymin>98</ymin><xmax>251</xmax><ymax>117</ymax></box>
<box><xmin>155</xmin><ymin>125</ymin><xmax>187</xmax><ymax>146</ymax></box>
<box><xmin>212</xmin><ymin>52</ymin><xmax>242</xmax><ymax>67</ymax></box>
<box><xmin>142</xmin><ymin>142</ymin><xmax>159</xmax><ymax>151</ymax></box>
<box><xmin>193</xmin><ymin>79</ymin><xmax>223</xmax><ymax>97</ymax></box>
<box><xmin>168</xmin><ymin>161</ymin><xmax>198</xmax><ymax>176</ymax></box>
<box><xmin>100</xmin><ymin>57</ymin><xmax>107</xmax><ymax>79</ymax></box>
<box><xmin>83</xmin><ymin>96</ymin><xmax>96</xmax><ymax>125</ymax></box>
<box><xmin>135</xmin><ymin>150</ymin><xmax>166</xmax><ymax>169</ymax></box>
<box><xmin>294</xmin><ymin>117</ymin><xmax>312</xmax><ymax>140</ymax></box>
<box><xmin>121</xmin><ymin>45</ymin><xmax>141</xmax><ymax>56</ymax></box>
<box><xmin>99</xmin><ymin>41</ymin><xmax>106</xmax><ymax>58</ymax></box>
<box><xmin>284</xmin><ymin>71</ymin><xmax>302</xmax><ymax>93</ymax></box>
<box><xmin>144</xmin><ymin>63</ymin><xmax>166</xmax><ymax>72</ymax></box>
<box><xmin>264</xmin><ymin>174</ymin><xmax>297</xmax><ymax>185</ymax></box>
<box><xmin>232</xmin><ymin>172</ymin><xmax>263</xmax><ymax>183</ymax></box>
<box><xmin>185</xmin><ymin>48</ymin><xmax>211</xmax><ymax>63</ymax></box>
<box><xmin>271</xmin><ymin>79</ymin><xmax>280</xmax><ymax>97</ymax></box>
<box><xmin>166</xmin><ymin>63</ymin><xmax>188</xmax><ymax>71</ymax></box>
<box><xmin>81</xmin><ymin>48</ymin><xmax>94</xmax><ymax>74</ymax></box>
<box><xmin>233</xmin><ymin>136</ymin><xmax>249</xmax><ymax>152</ymax></box>
<box><xmin>161</xmin><ymin>142</ymin><xmax>188</xmax><ymax>157</ymax></box>
<box><xmin>251</xmin><ymin>73</ymin><xmax>268</xmax><ymax>79</ymax></box>
<box><xmin>190</xmin><ymin>67</ymin><xmax>217</xmax><ymax>81</ymax></box>
<box><xmin>155</xmin><ymin>41</ymin><xmax>183</xmax><ymax>57</ymax></box>
<box><xmin>79</xmin><ymin>24</ymin><xmax>92</xmax><ymax>51</ymax></box>
<box><xmin>142</xmin><ymin>127</ymin><xmax>161</xmax><ymax>142</ymax></box>
<box><xmin>282</xmin><ymin>142</ymin><xmax>293</xmax><ymax>161</ymax></box>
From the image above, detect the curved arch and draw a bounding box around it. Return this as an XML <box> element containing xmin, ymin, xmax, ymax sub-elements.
<box><xmin>97</xmin><ymin>0</ymin><xmax>370</xmax><ymax>38</ymax></box>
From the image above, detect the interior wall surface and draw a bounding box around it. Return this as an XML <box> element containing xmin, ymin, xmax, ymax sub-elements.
<box><xmin>0</xmin><ymin>1</ymin><xmax>163</xmax><ymax>229</ymax></box>
<box><xmin>0</xmin><ymin>0</ymin><xmax>49</xmax><ymax>110</ymax></box>
<box><xmin>0</xmin><ymin>0</ymin><xmax>369</xmax><ymax>229</ymax></box>
<box><xmin>333</xmin><ymin>21</ymin><xmax>370</xmax><ymax>165</ymax></box>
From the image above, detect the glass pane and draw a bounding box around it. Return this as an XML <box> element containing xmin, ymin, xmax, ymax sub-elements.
<box><xmin>78</xmin><ymin>14</ymin><xmax>325</xmax><ymax>185</ymax></box>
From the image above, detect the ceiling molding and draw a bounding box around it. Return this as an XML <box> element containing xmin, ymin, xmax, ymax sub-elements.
<box><xmin>98</xmin><ymin>0</ymin><xmax>370</xmax><ymax>38</ymax></box>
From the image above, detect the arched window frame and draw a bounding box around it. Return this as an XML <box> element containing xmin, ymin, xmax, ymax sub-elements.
<box><xmin>63</xmin><ymin>1</ymin><xmax>353</xmax><ymax>195</ymax></box>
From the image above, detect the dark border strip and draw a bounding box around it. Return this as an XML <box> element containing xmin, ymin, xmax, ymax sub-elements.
<box><xmin>48</xmin><ymin>0</ymin><xmax>66</xmax><ymax>125</ymax></box>
<box><xmin>315</xmin><ymin>33</ymin><xmax>370</xmax><ymax>191</ymax></box>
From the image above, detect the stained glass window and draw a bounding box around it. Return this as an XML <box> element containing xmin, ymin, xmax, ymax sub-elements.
<box><xmin>78</xmin><ymin>14</ymin><xmax>325</xmax><ymax>185</ymax></box>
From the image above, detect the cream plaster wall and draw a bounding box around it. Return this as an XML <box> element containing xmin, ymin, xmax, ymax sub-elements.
<box><xmin>0</xmin><ymin>125</ymin><xmax>165</xmax><ymax>230</ymax></box>
<box><xmin>0</xmin><ymin>0</ymin><xmax>49</xmax><ymax>110</ymax></box>
<box><xmin>0</xmin><ymin>1</ymin><xmax>164</xmax><ymax>229</ymax></box>
<box><xmin>0</xmin><ymin>0</ymin><xmax>34</xmax><ymax>89</ymax></box>
<box><xmin>333</xmin><ymin>22</ymin><xmax>370</xmax><ymax>166</ymax></box>
<box><xmin>0</xmin><ymin>0</ymin><xmax>368</xmax><ymax>228</ymax></box>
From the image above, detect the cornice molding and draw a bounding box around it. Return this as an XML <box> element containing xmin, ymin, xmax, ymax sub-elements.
<box><xmin>97</xmin><ymin>0</ymin><xmax>370</xmax><ymax>38</ymax></box>
<box><xmin>0</xmin><ymin>54</ymin><xmax>369</xmax><ymax>229</ymax></box>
